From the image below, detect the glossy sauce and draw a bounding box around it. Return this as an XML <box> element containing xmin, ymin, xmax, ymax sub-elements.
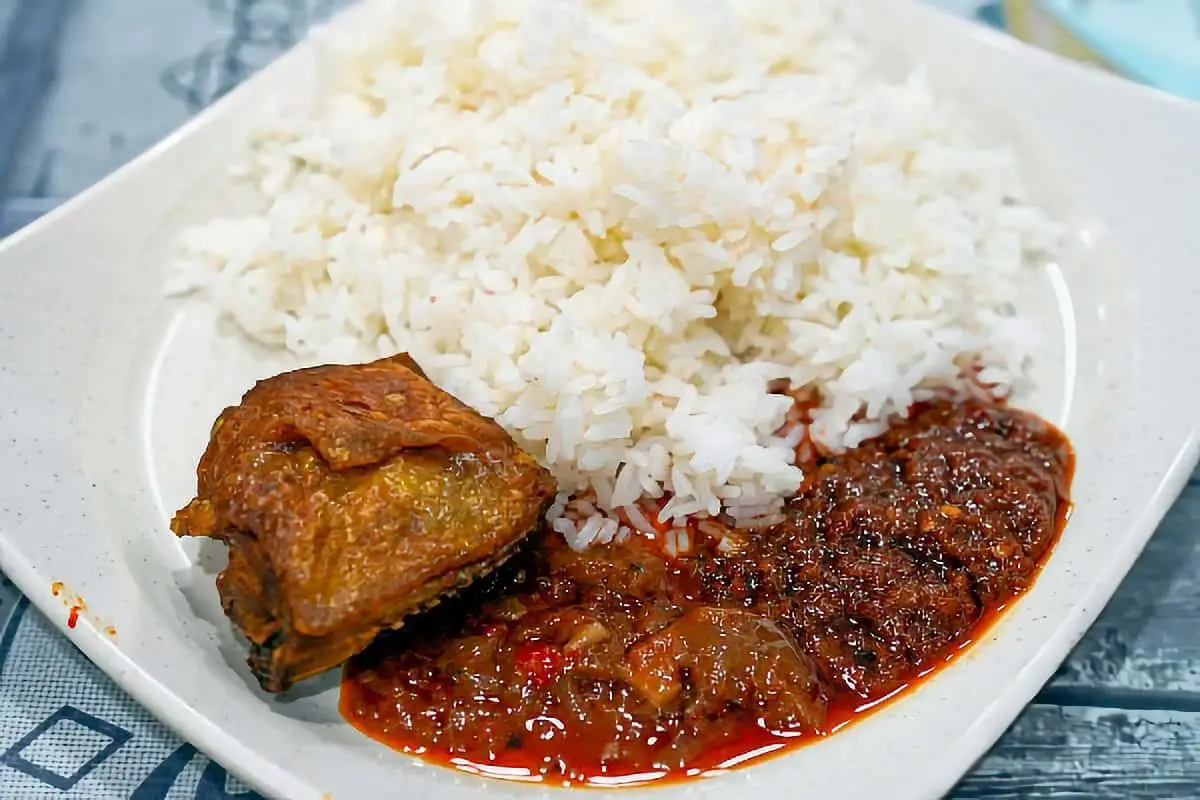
<box><xmin>341</xmin><ymin>399</ymin><xmax>1074</xmax><ymax>787</ymax></box>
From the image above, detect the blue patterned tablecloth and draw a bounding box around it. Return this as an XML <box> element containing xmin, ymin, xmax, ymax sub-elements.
<box><xmin>0</xmin><ymin>2</ymin><xmax>1196</xmax><ymax>799</ymax></box>
<box><xmin>0</xmin><ymin>580</ymin><xmax>256</xmax><ymax>798</ymax></box>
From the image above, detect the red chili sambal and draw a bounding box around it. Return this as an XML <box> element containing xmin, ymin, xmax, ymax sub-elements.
<box><xmin>340</xmin><ymin>399</ymin><xmax>1074</xmax><ymax>787</ymax></box>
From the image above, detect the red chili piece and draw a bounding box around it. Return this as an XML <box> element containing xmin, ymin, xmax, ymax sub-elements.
<box><xmin>513</xmin><ymin>642</ymin><xmax>567</xmax><ymax>688</ymax></box>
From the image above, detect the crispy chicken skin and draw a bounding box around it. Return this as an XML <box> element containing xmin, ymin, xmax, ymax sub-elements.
<box><xmin>171</xmin><ymin>354</ymin><xmax>558</xmax><ymax>692</ymax></box>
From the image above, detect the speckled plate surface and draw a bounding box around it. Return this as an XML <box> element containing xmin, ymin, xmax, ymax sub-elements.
<box><xmin>1</xmin><ymin>2</ymin><xmax>1199</xmax><ymax>799</ymax></box>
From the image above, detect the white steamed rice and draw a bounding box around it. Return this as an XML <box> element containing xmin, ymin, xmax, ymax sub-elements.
<box><xmin>168</xmin><ymin>0</ymin><xmax>1061</xmax><ymax>550</ymax></box>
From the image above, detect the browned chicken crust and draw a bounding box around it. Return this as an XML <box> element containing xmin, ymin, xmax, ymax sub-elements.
<box><xmin>171</xmin><ymin>354</ymin><xmax>558</xmax><ymax>692</ymax></box>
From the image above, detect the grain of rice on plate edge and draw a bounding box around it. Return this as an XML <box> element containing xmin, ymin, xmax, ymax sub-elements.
<box><xmin>167</xmin><ymin>0</ymin><xmax>1062</xmax><ymax>551</ymax></box>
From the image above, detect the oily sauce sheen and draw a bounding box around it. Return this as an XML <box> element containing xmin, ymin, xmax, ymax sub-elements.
<box><xmin>341</xmin><ymin>399</ymin><xmax>1074</xmax><ymax>787</ymax></box>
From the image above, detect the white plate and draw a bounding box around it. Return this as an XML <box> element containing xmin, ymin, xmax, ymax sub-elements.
<box><xmin>2</xmin><ymin>2</ymin><xmax>1199</xmax><ymax>799</ymax></box>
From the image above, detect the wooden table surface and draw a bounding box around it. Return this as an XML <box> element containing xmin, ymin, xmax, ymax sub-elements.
<box><xmin>1</xmin><ymin>2</ymin><xmax>1197</xmax><ymax>797</ymax></box>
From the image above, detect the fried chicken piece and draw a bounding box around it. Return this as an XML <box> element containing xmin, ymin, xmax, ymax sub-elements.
<box><xmin>171</xmin><ymin>354</ymin><xmax>557</xmax><ymax>692</ymax></box>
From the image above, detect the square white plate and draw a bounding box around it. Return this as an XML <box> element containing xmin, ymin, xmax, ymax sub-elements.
<box><xmin>2</xmin><ymin>2</ymin><xmax>1199</xmax><ymax>798</ymax></box>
